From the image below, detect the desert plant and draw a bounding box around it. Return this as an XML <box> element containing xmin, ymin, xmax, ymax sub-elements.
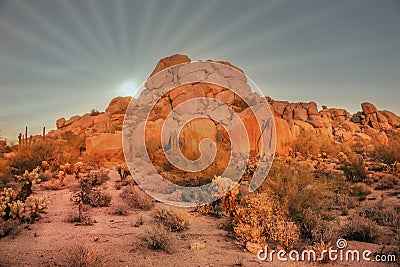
<box><xmin>155</xmin><ymin>207</ymin><xmax>189</xmax><ymax>232</ymax></box>
<box><xmin>372</xmin><ymin>131</ymin><xmax>400</xmax><ymax>165</ymax></box>
<box><xmin>120</xmin><ymin>186</ymin><xmax>154</xmax><ymax>210</ymax></box>
<box><xmin>341</xmin><ymin>153</ymin><xmax>367</xmax><ymax>182</ymax></box>
<box><xmin>292</xmin><ymin>129</ymin><xmax>336</xmax><ymax>158</ymax></box>
<box><xmin>349</xmin><ymin>183</ymin><xmax>372</xmax><ymax>198</ymax></box>
<box><xmin>342</xmin><ymin>214</ymin><xmax>379</xmax><ymax>243</ymax></box>
<box><xmin>116</xmin><ymin>164</ymin><xmax>131</xmax><ymax>181</ymax></box>
<box><xmin>9</xmin><ymin>141</ymin><xmax>54</xmax><ymax>175</ymax></box>
<box><xmin>15</xmin><ymin>167</ymin><xmax>41</xmax><ymax>201</ymax></box>
<box><xmin>70</xmin><ymin>170</ymin><xmax>111</xmax><ymax>208</ymax></box>
<box><xmin>375</xmin><ymin>175</ymin><xmax>398</xmax><ymax>190</ymax></box>
<box><xmin>233</xmin><ymin>190</ymin><xmax>299</xmax><ymax>249</ymax></box>
<box><xmin>66</xmin><ymin>245</ymin><xmax>107</xmax><ymax>267</ymax></box>
<box><xmin>360</xmin><ymin>201</ymin><xmax>400</xmax><ymax>227</ymax></box>
<box><xmin>41</xmin><ymin>178</ymin><xmax>61</xmax><ymax>190</ymax></box>
<box><xmin>109</xmin><ymin>204</ymin><xmax>129</xmax><ymax>216</ymax></box>
<box><xmin>25</xmin><ymin>195</ymin><xmax>47</xmax><ymax>221</ymax></box>
<box><xmin>142</xmin><ymin>226</ymin><xmax>171</xmax><ymax>252</ymax></box>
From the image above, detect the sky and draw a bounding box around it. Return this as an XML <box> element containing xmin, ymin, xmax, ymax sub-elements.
<box><xmin>0</xmin><ymin>0</ymin><xmax>399</xmax><ymax>142</ymax></box>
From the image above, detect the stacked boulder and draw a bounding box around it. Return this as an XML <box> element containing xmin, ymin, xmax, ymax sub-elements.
<box><xmin>49</xmin><ymin>54</ymin><xmax>400</xmax><ymax>157</ymax></box>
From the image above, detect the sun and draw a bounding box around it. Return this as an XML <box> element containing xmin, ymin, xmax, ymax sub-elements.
<box><xmin>118</xmin><ymin>81</ymin><xmax>137</xmax><ymax>96</ymax></box>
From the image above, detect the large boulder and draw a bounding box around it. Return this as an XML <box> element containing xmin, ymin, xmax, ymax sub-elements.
<box><xmin>380</xmin><ymin>110</ymin><xmax>400</xmax><ymax>128</ymax></box>
<box><xmin>56</xmin><ymin>118</ymin><xmax>66</xmax><ymax>129</ymax></box>
<box><xmin>274</xmin><ymin>116</ymin><xmax>293</xmax><ymax>156</ymax></box>
<box><xmin>361</xmin><ymin>102</ymin><xmax>377</xmax><ymax>115</ymax></box>
<box><xmin>86</xmin><ymin>132</ymin><xmax>122</xmax><ymax>156</ymax></box>
<box><xmin>150</xmin><ymin>54</ymin><xmax>191</xmax><ymax>77</ymax></box>
<box><xmin>106</xmin><ymin>96</ymin><xmax>132</xmax><ymax>115</ymax></box>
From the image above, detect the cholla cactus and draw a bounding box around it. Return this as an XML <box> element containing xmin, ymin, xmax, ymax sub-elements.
<box><xmin>73</xmin><ymin>162</ymin><xmax>85</xmax><ymax>175</ymax></box>
<box><xmin>0</xmin><ymin>188</ymin><xmax>17</xmax><ymax>217</ymax></box>
<box><xmin>58</xmin><ymin>170</ymin><xmax>66</xmax><ymax>185</ymax></box>
<box><xmin>15</xmin><ymin>167</ymin><xmax>41</xmax><ymax>201</ymax></box>
<box><xmin>8</xmin><ymin>200</ymin><xmax>26</xmax><ymax>220</ymax></box>
<box><xmin>16</xmin><ymin>167</ymin><xmax>41</xmax><ymax>185</ymax></box>
<box><xmin>41</xmin><ymin>161</ymin><xmax>50</xmax><ymax>171</ymax></box>
<box><xmin>60</xmin><ymin>162</ymin><xmax>72</xmax><ymax>174</ymax></box>
<box><xmin>25</xmin><ymin>195</ymin><xmax>48</xmax><ymax>219</ymax></box>
<box><xmin>211</xmin><ymin>176</ymin><xmax>239</xmax><ymax>214</ymax></box>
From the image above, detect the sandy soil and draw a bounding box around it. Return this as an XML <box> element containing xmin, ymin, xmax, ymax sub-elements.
<box><xmin>0</xmin><ymin>171</ymin><xmax>394</xmax><ymax>267</ymax></box>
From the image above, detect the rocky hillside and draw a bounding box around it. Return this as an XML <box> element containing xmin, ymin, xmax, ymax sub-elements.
<box><xmin>48</xmin><ymin>54</ymin><xmax>400</xmax><ymax>158</ymax></box>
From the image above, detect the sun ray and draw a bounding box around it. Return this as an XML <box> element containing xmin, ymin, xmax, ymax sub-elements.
<box><xmin>132</xmin><ymin>0</ymin><xmax>157</xmax><ymax>72</ymax></box>
<box><xmin>156</xmin><ymin>0</ymin><xmax>220</xmax><ymax>57</ymax></box>
<box><xmin>11</xmin><ymin>0</ymin><xmax>95</xmax><ymax>65</ymax></box>
<box><xmin>212</xmin><ymin>1</ymin><xmax>368</xmax><ymax>58</ymax></box>
<box><xmin>85</xmin><ymin>0</ymin><xmax>119</xmax><ymax>72</ymax></box>
<box><xmin>144</xmin><ymin>0</ymin><xmax>186</xmax><ymax>63</ymax></box>
<box><xmin>54</xmin><ymin>0</ymin><xmax>109</xmax><ymax>64</ymax></box>
<box><xmin>187</xmin><ymin>0</ymin><xmax>288</xmax><ymax>54</ymax></box>
<box><xmin>114</xmin><ymin>0</ymin><xmax>129</xmax><ymax>73</ymax></box>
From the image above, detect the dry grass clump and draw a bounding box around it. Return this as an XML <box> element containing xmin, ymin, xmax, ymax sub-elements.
<box><xmin>65</xmin><ymin>245</ymin><xmax>108</xmax><ymax>267</ymax></box>
<box><xmin>155</xmin><ymin>207</ymin><xmax>189</xmax><ymax>232</ymax></box>
<box><xmin>142</xmin><ymin>226</ymin><xmax>171</xmax><ymax>252</ymax></box>
<box><xmin>233</xmin><ymin>190</ymin><xmax>299</xmax><ymax>249</ymax></box>
<box><xmin>41</xmin><ymin>178</ymin><xmax>62</xmax><ymax>190</ymax></box>
<box><xmin>120</xmin><ymin>186</ymin><xmax>154</xmax><ymax>210</ymax></box>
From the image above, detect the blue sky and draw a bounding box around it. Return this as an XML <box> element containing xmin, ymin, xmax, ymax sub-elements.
<box><xmin>1</xmin><ymin>0</ymin><xmax>399</xmax><ymax>141</ymax></box>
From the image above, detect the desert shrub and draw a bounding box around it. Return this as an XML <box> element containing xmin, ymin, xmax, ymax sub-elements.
<box><xmin>9</xmin><ymin>142</ymin><xmax>54</xmax><ymax>175</ymax></box>
<box><xmin>375</xmin><ymin>175</ymin><xmax>398</xmax><ymax>190</ymax></box>
<box><xmin>70</xmin><ymin>174</ymin><xmax>111</xmax><ymax>208</ymax></box>
<box><xmin>360</xmin><ymin>202</ymin><xmax>400</xmax><ymax>227</ymax></box>
<box><xmin>88</xmin><ymin>169</ymin><xmax>110</xmax><ymax>186</ymax></box>
<box><xmin>65</xmin><ymin>212</ymin><xmax>94</xmax><ymax>226</ymax></box>
<box><xmin>120</xmin><ymin>186</ymin><xmax>154</xmax><ymax>210</ymax></box>
<box><xmin>66</xmin><ymin>245</ymin><xmax>107</xmax><ymax>267</ymax></box>
<box><xmin>372</xmin><ymin>131</ymin><xmax>400</xmax><ymax>165</ymax></box>
<box><xmin>155</xmin><ymin>207</ymin><xmax>189</xmax><ymax>232</ymax></box>
<box><xmin>109</xmin><ymin>204</ymin><xmax>129</xmax><ymax>216</ymax></box>
<box><xmin>0</xmin><ymin>218</ymin><xmax>21</xmax><ymax>238</ymax></box>
<box><xmin>41</xmin><ymin>178</ymin><xmax>61</xmax><ymax>190</ymax></box>
<box><xmin>117</xmin><ymin>164</ymin><xmax>131</xmax><ymax>181</ymax></box>
<box><xmin>342</xmin><ymin>215</ymin><xmax>379</xmax><ymax>243</ymax></box>
<box><xmin>292</xmin><ymin>129</ymin><xmax>336</xmax><ymax>158</ymax></box>
<box><xmin>233</xmin><ymin>190</ymin><xmax>299</xmax><ymax>249</ymax></box>
<box><xmin>349</xmin><ymin>183</ymin><xmax>372</xmax><ymax>198</ymax></box>
<box><xmin>264</xmin><ymin>160</ymin><xmax>334</xmax><ymax>242</ymax></box>
<box><xmin>340</xmin><ymin>153</ymin><xmax>367</xmax><ymax>182</ymax></box>
<box><xmin>142</xmin><ymin>226</ymin><xmax>171</xmax><ymax>252</ymax></box>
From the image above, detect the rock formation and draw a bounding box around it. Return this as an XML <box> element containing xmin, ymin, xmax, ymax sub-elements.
<box><xmin>49</xmin><ymin>54</ymin><xmax>400</xmax><ymax>159</ymax></box>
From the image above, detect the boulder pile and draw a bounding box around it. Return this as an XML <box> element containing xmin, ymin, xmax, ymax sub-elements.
<box><xmin>49</xmin><ymin>54</ymin><xmax>400</xmax><ymax>158</ymax></box>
